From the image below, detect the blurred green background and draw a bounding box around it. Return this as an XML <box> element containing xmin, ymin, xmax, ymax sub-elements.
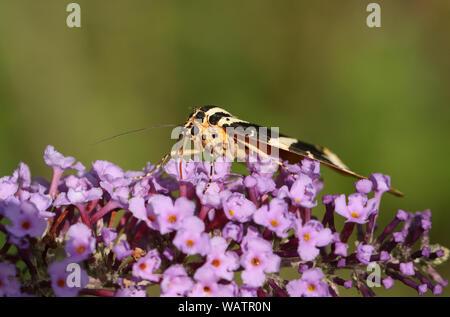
<box><xmin>0</xmin><ymin>0</ymin><xmax>449</xmax><ymax>296</ymax></box>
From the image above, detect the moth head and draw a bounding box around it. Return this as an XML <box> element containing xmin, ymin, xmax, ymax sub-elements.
<box><xmin>184</xmin><ymin>108</ymin><xmax>206</xmax><ymax>137</ymax></box>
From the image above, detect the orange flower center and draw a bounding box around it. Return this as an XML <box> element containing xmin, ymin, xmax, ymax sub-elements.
<box><xmin>21</xmin><ymin>221</ymin><xmax>31</xmax><ymax>230</ymax></box>
<box><xmin>203</xmin><ymin>286</ymin><xmax>211</xmax><ymax>294</ymax></box>
<box><xmin>307</xmin><ymin>283</ymin><xmax>316</xmax><ymax>292</ymax></box>
<box><xmin>57</xmin><ymin>279</ymin><xmax>66</xmax><ymax>288</ymax></box>
<box><xmin>351</xmin><ymin>212</ymin><xmax>359</xmax><ymax>218</ymax></box>
<box><xmin>139</xmin><ymin>263</ymin><xmax>147</xmax><ymax>271</ymax></box>
<box><xmin>186</xmin><ymin>239</ymin><xmax>195</xmax><ymax>247</ymax></box>
<box><xmin>211</xmin><ymin>259</ymin><xmax>221</xmax><ymax>267</ymax></box>
<box><xmin>228</xmin><ymin>209</ymin><xmax>234</xmax><ymax>217</ymax></box>
<box><xmin>168</xmin><ymin>214</ymin><xmax>177</xmax><ymax>223</ymax></box>
<box><xmin>303</xmin><ymin>233</ymin><xmax>310</xmax><ymax>242</ymax></box>
<box><xmin>251</xmin><ymin>257</ymin><xmax>261</xmax><ymax>267</ymax></box>
<box><xmin>270</xmin><ymin>219</ymin><xmax>279</xmax><ymax>227</ymax></box>
<box><xmin>76</xmin><ymin>245</ymin><xmax>86</xmax><ymax>254</ymax></box>
<box><xmin>147</xmin><ymin>215</ymin><xmax>155</xmax><ymax>222</ymax></box>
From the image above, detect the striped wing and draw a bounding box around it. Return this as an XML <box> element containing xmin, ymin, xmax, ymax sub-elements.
<box><xmin>231</xmin><ymin>128</ymin><xmax>404</xmax><ymax>197</ymax></box>
<box><xmin>199</xmin><ymin>106</ymin><xmax>403</xmax><ymax>197</ymax></box>
<box><xmin>277</xmin><ymin>137</ymin><xmax>403</xmax><ymax>197</ymax></box>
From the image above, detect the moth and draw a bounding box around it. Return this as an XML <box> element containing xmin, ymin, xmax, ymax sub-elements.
<box><xmin>139</xmin><ymin>105</ymin><xmax>403</xmax><ymax>197</ymax></box>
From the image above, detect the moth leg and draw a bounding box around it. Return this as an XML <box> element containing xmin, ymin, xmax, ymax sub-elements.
<box><xmin>131</xmin><ymin>131</ymin><xmax>189</xmax><ymax>182</ymax></box>
<box><xmin>176</xmin><ymin>134</ymin><xmax>190</xmax><ymax>180</ymax></box>
<box><xmin>202</xmin><ymin>161</ymin><xmax>215</xmax><ymax>194</ymax></box>
<box><xmin>202</xmin><ymin>134</ymin><xmax>230</xmax><ymax>194</ymax></box>
<box><xmin>132</xmin><ymin>153</ymin><xmax>170</xmax><ymax>181</ymax></box>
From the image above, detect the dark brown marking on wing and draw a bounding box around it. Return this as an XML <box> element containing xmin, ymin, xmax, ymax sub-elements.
<box><xmin>288</xmin><ymin>140</ymin><xmax>338</xmax><ymax>167</ymax></box>
<box><xmin>208</xmin><ymin>112</ymin><xmax>232</xmax><ymax>125</ymax></box>
<box><xmin>199</xmin><ymin>105</ymin><xmax>217</xmax><ymax>112</ymax></box>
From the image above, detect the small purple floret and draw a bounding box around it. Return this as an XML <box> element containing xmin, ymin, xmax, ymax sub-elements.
<box><xmin>0</xmin><ymin>145</ymin><xmax>445</xmax><ymax>298</ymax></box>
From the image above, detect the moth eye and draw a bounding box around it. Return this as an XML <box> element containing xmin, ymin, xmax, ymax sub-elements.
<box><xmin>195</xmin><ymin>111</ymin><xmax>205</xmax><ymax>121</ymax></box>
<box><xmin>212</xmin><ymin>134</ymin><xmax>217</xmax><ymax>139</ymax></box>
<box><xmin>190</xmin><ymin>126</ymin><xmax>200</xmax><ymax>135</ymax></box>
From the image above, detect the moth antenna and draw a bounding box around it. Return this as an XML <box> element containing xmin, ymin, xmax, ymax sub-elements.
<box><xmin>91</xmin><ymin>123</ymin><xmax>178</xmax><ymax>146</ymax></box>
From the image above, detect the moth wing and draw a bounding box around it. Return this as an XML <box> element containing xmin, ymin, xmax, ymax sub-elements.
<box><xmin>276</xmin><ymin>137</ymin><xmax>360</xmax><ymax>175</ymax></box>
<box><xmin>228</xmin><ymin>128</ymin><xmax>403</xmax><ymax>197</ymax></box>
<box><xmin>277</xmin><ymin>137</ymin><xmax>403</xmax><ymax>197</ymax></box>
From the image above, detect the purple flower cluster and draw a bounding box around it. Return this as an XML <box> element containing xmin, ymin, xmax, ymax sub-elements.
<box><xmin>0</xmin><ymin>145</ymin><xmax>447</xmax><ymax>297</ymax></box>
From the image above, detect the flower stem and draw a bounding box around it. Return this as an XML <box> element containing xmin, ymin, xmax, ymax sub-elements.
<box><xmin>267</xmin><ymin>279</ymin><xmax>288</xmax><ymax>297</ymax></box>
<box><xmin>198</xmin><ymin>205</ymin><xmax>211</xmax><ymax>221</ymax></box>
<box><xmin>303</xmin><ymin>208</ymin><xmax>311</xmax><ymax>223</ymax></box>
<box><xmin>179</xmin><ymin>182</ymin><xmax>188</xmax><ymax>198</ymax></box>
<box><xmin>340</xmin><ymin>222</ymin><xmax>355</xmax><ymax>243</ymax></box>
<box><xmin>76</xmin><ymin>203</ymin><xmax>91</xmax><ymax>227</ymax></box>
<box><xmin>248</xmin><ymin>187</ymin><xmax>259</xmax><ymax>207</ymax></box>
<box><xmin>130</xmin><ymin>222</ymin><xmax>149</xmax><ymax>248</ymax></box>
<box><xmin>0</xmin><ymin>242</ymin><xmax>11</xmax><ymax>254</ymax></box>
<box><xmin>322</xmin><ymin>200</ymin><xmax>336</xmax><ymax>231</ymax></box>
<box><xmin>375</xmin><ymin>216</ymin><xmax>401</xmax><ymax>246</ymax></box>
<box><xmin>90</xmin><ymin>200</ymin><xmax>120</xmax><ymax>223</ymax></box>
<box><xmin>48</xmin><ymin>167</ymin><xmax>63</xmax><ymax>198</ymax></box>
